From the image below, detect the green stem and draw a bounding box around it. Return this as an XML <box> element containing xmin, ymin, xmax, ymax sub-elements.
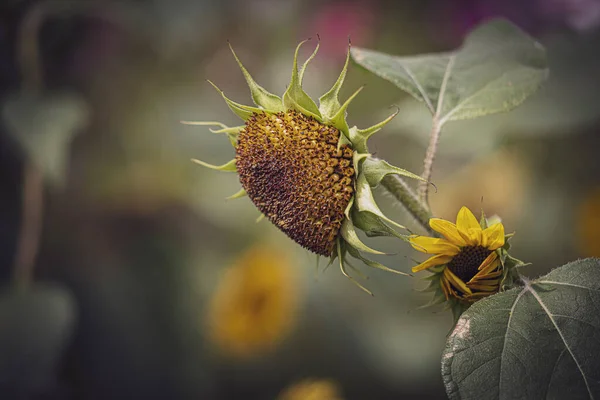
<box><xmin>381</xmin><ymin>174</ymin><xmax>434</xmax><ymax>235</ymax></box>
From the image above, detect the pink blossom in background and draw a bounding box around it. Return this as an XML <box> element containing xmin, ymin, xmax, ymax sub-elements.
<box><xmin>537</xmin><ymin>0</ymin><xmax>600</xmax><ymax>32</ymax></box>
<box><xmin>427</xmin><ymin>0</ymin><xmax>537</xmax><ymax>45</ymax></box>
<box><xmin>305</xmin><ymin>1</ymin><xmax>377</xmax><ymax>62</ymax></box>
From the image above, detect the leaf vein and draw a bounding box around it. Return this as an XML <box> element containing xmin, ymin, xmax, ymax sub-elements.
<box><xmin>526</xmin><ymin>281</ymin><xmax>595</xmax><ymax>399</ymax></box>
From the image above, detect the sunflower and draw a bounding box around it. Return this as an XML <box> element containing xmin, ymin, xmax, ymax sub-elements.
<box><xmin>410</xmin><ymin>206</ymin><xmax>522</xmax><ymax>314</ymax></box>
<box><xmin>185</xmin><ymin>39</ymin><xmax>425</xmax><ymax>293</ymax></box>
<box><xmin>277</xmin><ymin>378</ymin><xmax>344</xmax><ymax>400</ymax></box>
<box><xmin>206</xmin><ymin>245</ymin><xmax>299</xmax><ymax>359</ymax></box>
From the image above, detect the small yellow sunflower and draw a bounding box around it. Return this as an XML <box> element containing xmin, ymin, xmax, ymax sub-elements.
<box><xmin>277</xmin><ymin>378</ymin><xmax>343</xmax><ymax>400</ymax></box>
<box><xmin>206</xmin><ymin>245</ymin><xmax>299</xmax><ymax>359</ymax></box>
<box><xmin>410</xmin><ymin>206</ymin><xmax>522</xmax><ymax>314</ymax></box>
<box><xmin>185</xmin><ymin>39</ymin><xmax>426</xmax><ymax>293</ymax></box>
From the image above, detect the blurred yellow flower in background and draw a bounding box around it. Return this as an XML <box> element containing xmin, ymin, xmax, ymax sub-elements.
<box><xmin>277</xmin><ymin>378</ymin><xmax>344</xmax><ymax>400</ymax></box>
<box><xmin>429</xmin><ymin>150</ymin><xmax>530</xmax><ymax>225</ymax></box>
<box><xmin>576</xmin><ymin>187</ymin><xmax>600</xmax><ymax>257</ymax></box>
<box><xmin>207</xmin><ymin>244</ymin><xmax>299</xmax><ymax>358</ymax></box>
<box><xmin>410</xmin><ymin>207</ymin><xmax>506</xmax><ymax>303</ymax></box>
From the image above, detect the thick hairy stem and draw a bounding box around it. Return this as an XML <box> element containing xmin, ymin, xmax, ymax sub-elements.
<box><xmin>418</xmin><ymin>118</ymin><xmax>442</xmax><ymax>204</ymax></box>
<box><xmin>381</xmin><ymin>174</ymin><xmax>434</xmax><ymax>235</ymax></box>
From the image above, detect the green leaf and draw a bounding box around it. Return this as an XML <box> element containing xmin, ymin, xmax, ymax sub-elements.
<box><xmin>0</xmin><ymin>283</ymin><xmax>76</xmax><ymax>391</ymax></box>
<box><xmin>351</xmin><ymin>19</ymin><xmax>548</xmax><ymax>124</ymax></box>
<box><xmin>2</xmin><ymin>91</ymin><xmax>89</xmax><ymax>186</ymax></box>
<box><xmin>228</xmin><ymin>43</ymin><xmax>285</xmax><ymax>112</ymax></box>
<box><xmin>282</xmin><ymin>40</ymin><xmax>322</xmax><ymax>121</ymax></box>
<box><xmin>442</xmin><ymin>258</ymin><xmax>600</xmax><ymax>400</ymax></box>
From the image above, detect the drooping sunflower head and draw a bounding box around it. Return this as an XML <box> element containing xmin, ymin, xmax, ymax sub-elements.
<box><xmin>410</xmin><ymin>206</ymin><xmax>524</xmax><ymax>317</ymax></box>
<box><xmin>186</xmin><ymin>39</ymin><xmax>426</xmax><ymax>293</ymax></box>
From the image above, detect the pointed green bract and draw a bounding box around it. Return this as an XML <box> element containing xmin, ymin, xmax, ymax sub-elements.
<box><xmin>319</xmin><ymin>42</ymin><xmax>350</xmax><ymax>120</ymax></box>
<box><xmin>282</xmin><ymin>40</ymin><xmax>322</xmax><ymax>121</ymax></box>
<box><xmin>191</xmin><ymin>158</ymin><xmax>237</xmax><ymax>172</ymax></box>
<box><xmin>226</xmin><ymin>187</ymin><xmax>247</xmax><ymax>200</ymax></box>
<box><xmin>349</xmin><ymin>109</ymin><xmax>398</xmax><ymax>153</ymax></box>
<box><xmin>229</xmin><ymin>43</ymin><xmax>285</xmax><ymax>112</ymax></box>
<box><xmin>355</xmin><ymin>173</ymin><xmax>405</xmax><ymax>230</ymax></box>
<box><xmin>337</xmin><ymin>239</ymin><xmax>373</xmax><ymax>296</ymax></box>
<box><xmin>180</xmin><ymin>121</ymin><xmax>243</xmax><ymax>134</ymax></box>
<box><xmin>340</xmin><ymin>218</ymin><xmax>385</xmax><ymax>255</ymax></box>
<box><xmin>208</xmin><ymin>80</ymin><xmax>263</xmax><ymax>121</ymax></box>
<box><xmin>362</xmin><ymin>157</ymin><xmax>428</xmax><ymax>187</ymax></box>
<box><xmin>299</xmin><ymin>38</ymin><xmax>320</xmax><ymax>84</ymax></box>
<box><xmin>346</xmin><ymin>245</ymin><xmax>409</xmax><ymax>276</ymax></box>
<box><xmin>351</xmin><ymin>207</ymin><xmax>407</xmax><ymax>239</ymax></box>
<box><xmin>328</xmin><ymin>86</ymin><xmax>363</xmax><ymax>138</ymax></box>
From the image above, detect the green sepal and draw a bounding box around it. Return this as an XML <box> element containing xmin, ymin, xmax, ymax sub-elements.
<box><xmin>256</xmin><ymin>214</ymin><xmax>265</xmax><ymax>223</ymax></box>
<box><xmin>282</xmin><ymin>40</ymin><xmax>322</xmax><ymax>121</ymax></box>
<box><xmin>179</xmin><ymin>121</ymin><xmax>243</xmax><ymax>134</ymax></box>
<box><xmin>355</xmin><ymin>172</ymin><xmax>406</xmax><ymax>230</ymax></box>
<box><xmin>327</xmin><ymin>86</ymin><xmax>363</xmax><ymax>139</ymax></box>
<box><xmin>319</xmin><ymin>41</ymin><xmax>350</xmax><ymax>120</ymax></box>
<box><xmin>228</xmin><ymin>43</ymin><xmax>285</xmax><ymax>112</ymax></box>
<box><xmin>226</xmin><ymin>187</ymin><xmax>247</xmax><ymax>200</ymax></box>
<box><xmin>191</xmin><ymin>158</ymin><xmax>237</xmax><ymax>172</ymax></box>
<box><xmin>337</xmin><ymin>239</ymin><xmax>373</xmax><ymax>296</ymax></box>
<box><xmin>180</xmin><ymin>121</ymin><xmax>242</xmax><ymax>147</ymax></box>
<box><xmin>351</xmin><ymin>207</ymin><xmax>408</xmax><ymax>240</ymax></box>
<box><xmin>340</xmin><ymin>217</ymin><xmax>385</xmax><ymax>255</ymax></box>
<box><xmin>349</xmin><ymin>109</ymin><xmax>398</xmax><ymax>153</ymax></box>
<box><xmin>346</xmin><ymin>245</ymin><xmax>409</xmax><ymax>276</ymax></box>
<box><xmin>361</xmin><ymin>157</ymin><xmax>428</xmax><ymax>187</ymax></box>
<box><xmin>352</xmin><ymin>152</ymin><xmax>369</xmax><ymax>172</ymax></box>
<box><xmin>479</xmin><ymin>209</ymin><xmax>488</xmax><ymax>229</ymax></box>
<box><xmin>208</xmin><ymin>80</ymin><xmax>263</xmax><ymax>121</ymax></box>
<box><xmin>299</xmin><ymin>38</ymin><xmax>320</xmax><ymax>84</ymax></box>
<box><xmin>418</xmin><ymin>290</ymin><xmax>448</xmax><ymax>309</ymax></box>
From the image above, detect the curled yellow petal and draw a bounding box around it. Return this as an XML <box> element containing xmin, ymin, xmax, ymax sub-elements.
<box><xmin>482</xmin><ymin>223</ymin><xmax>505</xmax><ymax>250</ymax></box>
<box><xmin>443</xmin><ymin>267</ymin><xmax>472</xmax><ymax>295</ymax></box>
<box><xmin>428</xmin><ymin>218</ymin><xmax>467</xmax><ymax>247</ymax></box>
<box><xmin>411</xmin><ymin>254</ymin><xmax>453</xmax><ymax>273</ymax></box>
<box><xmin>409</xmin><ymin>236</ymin><xmax>460</xmax><ymax>256</ymax></box>
<box><xmin>477</xmin><ymin>252</ymin><xmax>499</xmax><ymax>275</ymax></box>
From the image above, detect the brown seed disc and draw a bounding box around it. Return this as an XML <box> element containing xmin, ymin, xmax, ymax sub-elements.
<box><xmin>236</xmin><ymin>110</ymin><xmax>355</xmax><ymax>256</ymax></box>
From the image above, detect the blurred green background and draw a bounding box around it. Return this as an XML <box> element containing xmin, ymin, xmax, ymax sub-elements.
<box><xmin>1</xmin><ymin>0</ymin><xmax>599</xmax><ymax>399</ymax></box>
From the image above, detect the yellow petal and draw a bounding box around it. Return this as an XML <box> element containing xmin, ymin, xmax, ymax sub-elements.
<box><xmin>409</xmin><ymin>236</ymin><xmax>461</xmax><ymax>256</ymax></box>
<box><xmin>411</xmin><ymin>254</ymin><xmax>454</xmax><ymax>273</ymax></box>
<box><xmin>440</xmin><ymin>277</ymin><xmax>453</xmax><ymax>300</ymax></box>
<box><xmin>467</xmin><ymin>283</ymin><xmax>499</xmax><ymax>292</ymax></box>
<box><xmin>482</xmin><ymin>223</ymin><xmax>505</xmax><ymax>250</ymax></box>
<box><xmin>443</xmin><ymin>267</ymin><xmax>472</xmax><ymax>295</ymax></box>
<box><xmin>456</xmin><ymin>207</ymin><xmax>482</xmax><ymax>245</ymax></box>
<box><xmin>429</xmin><ymin>218</ymin><xmax>467</xmax><ymax>247</ymax></box>
<box><xmin>477</xmin><ymin>252</ymin><xmax>499</xmax><ymax>275</ymax></box>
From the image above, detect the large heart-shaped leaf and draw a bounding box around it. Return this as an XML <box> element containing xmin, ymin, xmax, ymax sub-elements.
<box><xmin>442</xmin><ymin>258</ymin><xmax>600</xmax><ymax>399</ymax></box>
<box><xmin>351</xmin><ymin>19</ymin><xmax>548</xmax><ymax>125</ymax></box>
